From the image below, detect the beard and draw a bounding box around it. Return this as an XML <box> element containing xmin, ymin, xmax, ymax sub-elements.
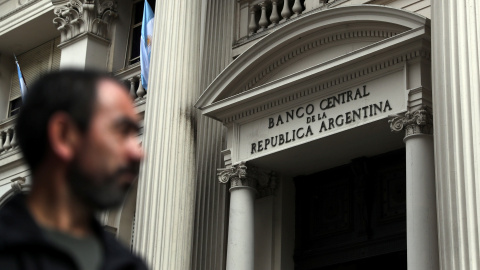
<box><xmin>66</xmin><ymin>158</ymin><xmax>140</xmax><ymax>211</ymax></box>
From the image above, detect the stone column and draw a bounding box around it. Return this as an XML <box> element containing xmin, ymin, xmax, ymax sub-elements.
<box><xmin>432</xmin><ymin>1</ymin><xmax>480</xmax><ymax>269</ymax></box>
<box><xmin>389</xmin><ymin>107</ymin><xmax>438</xmax><ymax>270</ymax></box>
<box><xmin>52</xmin><ymin>0</ymin><xmax>117</xmax><ymax>69</ymax></box>
<box><xmin>218</xmin><ymin>161</ymin><xmax>277</xmax><ymax>270</ymax></box>
<box><xmin>219</xmin><ymin>162</ymin><xmax>256</xmax><ymax>270</ymax></box>
<box><xmin>132</xmin><ymin>1</ymin><xmax>202</xmax><ymax>270</ymax></box>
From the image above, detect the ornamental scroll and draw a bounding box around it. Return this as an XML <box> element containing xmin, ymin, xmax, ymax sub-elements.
<box><xmin>53</xmin><ymin>0</ymin><xmax>118</xmax><ymax>42</ymax></box>
<box><xmin>389</xmin><ymin>106</ymin><xmax>433</xmax><ymax>138</ymax></box>
<box><xmin>217</xmin><ymin>162</ymin><xmax>277</xmax><ymax>198</ymax></box>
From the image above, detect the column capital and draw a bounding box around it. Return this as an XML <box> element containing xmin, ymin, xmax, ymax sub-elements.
<box><xmin>218</xmin><ymin>162</ymin><xmax>256</xmax><ymax>191</ymax></box>
<box><xmin>217</xmin><ymin>162</ymin><xmax>277</xmax><ymax>197</ymax></box>
<box><xmin>53</xmin><ymin>0</ymin><xmax>118</xmax><ymax>43</ymax></box>
<box><xmin>389</xmin><ymin>106</ymin><xmax>433</xmax><ymax>139</ymax></box>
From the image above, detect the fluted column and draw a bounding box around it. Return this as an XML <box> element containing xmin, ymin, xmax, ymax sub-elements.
<box><xmin>432</xmin><ymin>1</ymin><xmax>480</xmax><ymax>269</ymax></box>
<box><xmin>389</xmin><ymin>107</ymin><xmax>438</xmax><ymax>270</ymax></box>
<box><xmin>191</xmin><ymin>1</ymin><xmax>234</xmax><ymax>269</ymax></box>
<box><xmin>133</xmin><ymin>1</ymin><xmax>202</xmax><ymax>270</ymax></box>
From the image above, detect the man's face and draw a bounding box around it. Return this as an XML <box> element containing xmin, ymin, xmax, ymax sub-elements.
<box><xmin>67</xmin><ymin>79</ymin><xmax>144</xmax><ymax>210</ymax></box>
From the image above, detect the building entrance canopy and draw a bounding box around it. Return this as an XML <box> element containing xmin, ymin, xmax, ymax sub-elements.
<box><xmin>196</xmin><ymin>5</ymin><xmax>431</xmax><ymax>175</ymax></box>
<box><xmin>196</xmin><ymin>6</ymin><xmax>436</xmax><ymax>270</ymax></box>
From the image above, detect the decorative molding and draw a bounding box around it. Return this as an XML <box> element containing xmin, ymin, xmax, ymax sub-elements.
<box><xmin>217</xmin><ymin>162</ymin><xmax>277</xmax><ymax>196</ymax></box>
<box><xmin>53</xmin><ymin>0</ymin><xmax>117</xmax><ymax>43</ymax></box>
<box><xmin>389</xmin><ymin>106</ymin><xmax>433</xmax><ymax>138</ymax></box>
<box><xmin>218</xmin><ymin>162</ymin><xmax>253</xmax><ymax>189</ymax></box>
<box><xmin>221</xmin><ymin>149</ymin><xmax>232</xmax><ymax>168</ymax></box>
<box><xmin>0</xmin><ymin>0</ymin><xmax>42</xmax><ymax>22</ymax></box>
<box><xmin>238</xmin><ymin>29</ymin><xmax>399</xmax><ymax>94</ymax></box>
<box><xmin>223</xmin><ymin>49</ymin><xmax>430</xmax><ymax>124</ymax></box>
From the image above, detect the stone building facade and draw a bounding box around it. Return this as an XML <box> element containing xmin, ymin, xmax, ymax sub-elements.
<box><xmin>0</xmin><ymin>0</ymin><xmax>478</xmax><ymax>270</ymax></box>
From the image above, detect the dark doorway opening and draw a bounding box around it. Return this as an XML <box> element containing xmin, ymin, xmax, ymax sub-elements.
<box><xmin>294</xmin><ymin>149</ymin><xmax>406</xmax><ymax>270</ymax></box>
<box><xmin>318</xmin><ymin>250</ymin><xmax>406</xmax><ymax>270</ymax></box>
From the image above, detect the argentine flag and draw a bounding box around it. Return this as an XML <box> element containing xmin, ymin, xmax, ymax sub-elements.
<box><xmin>14</xmin><ymin>55</ymin><xmax>27</xmax><ymax>100</ymax></box>
<box><xmin>140</xmin><ymin>0</ymin><xmax>154</xmax><ymax>90</ymax></box>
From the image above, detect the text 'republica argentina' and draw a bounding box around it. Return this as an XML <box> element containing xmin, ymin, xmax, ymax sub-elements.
<box><xmin>251</xmin><ymin>86</ymin><xmax>393</xmax><ymax>154</ymax></box>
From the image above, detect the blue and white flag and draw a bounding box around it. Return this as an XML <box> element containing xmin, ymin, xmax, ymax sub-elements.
<box><xmin>140</xmin><ymin>0</ymin><xmax>154</xmax><ymax>90</ymax></box>
<box><xmin>14</xmin><ymin>55</ymin><xmax>27</xmax><ymax>100</ymax></box>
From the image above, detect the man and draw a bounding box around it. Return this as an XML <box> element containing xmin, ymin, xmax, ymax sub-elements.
<box><xmin>0</xmin><ymin>70</ymin><xmax>147</xmax><ymax>270</ymax></box>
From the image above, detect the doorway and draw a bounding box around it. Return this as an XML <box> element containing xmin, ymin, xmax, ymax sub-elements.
<box><xmin>294</xmin><ymin>149</ymin><xmax>406</xmax><ymax>270</ymax></box>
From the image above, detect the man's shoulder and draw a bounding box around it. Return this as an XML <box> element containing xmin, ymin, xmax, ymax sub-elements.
<box><xmin>100</xmin><ymin>232</ymin><xmax>149</xmax><ymax>270</ymax></box>
<box><xmin>0</xmin><ymin>194</ymin><xmax>43</xmax><ymax>247</ymax></box>
<box><xmin>0</xmin><ymin>194</ymin><xmax>149</xmax><ymax>270</ymax></box>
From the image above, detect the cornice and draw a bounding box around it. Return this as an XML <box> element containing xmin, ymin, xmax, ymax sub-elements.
<box><xmin>0</xmin><ymin>0</ymin><xmax>53</xmax><ymax>35</ymax></box>
<box><xmin>201</xmin><ymin>26</ymin><xmax>430</xmax><ymax>124</ymax></box>
<box><xmin>222</xmin><ymin>50</ymin><xmax>428</xmax><ymax>124</ymax></box>
<box><xmin>57</xmin><ymin>31</ymin><xmax>110</xmax><ymax>48</ymax></box>
<box><xmin>0</xmin><ymin>0</ymin><xmax>42</xmax><ymax>22</ymax></box>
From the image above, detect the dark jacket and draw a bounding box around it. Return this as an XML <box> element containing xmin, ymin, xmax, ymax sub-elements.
<box><xmin>0</xmin><ymin>194</ymin><xmax>148</xmax><ymax>270</ymax></box>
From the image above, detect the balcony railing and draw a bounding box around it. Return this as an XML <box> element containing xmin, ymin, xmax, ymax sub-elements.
<box><xmin>115</xmin><ymin>64</ymin><xmax>147</xmax><ymax>102</ymax></box>
<box><xmin>0</xmin><ymin>117</ymin><xmax>18</xmax><ymax>156</ymax></box>
<box><xmin>248</xmin><ymin>0</ymin><xmax>305</xmax><ymax>35</ymax></box>
<box><xmin>236</xmin><ymin>0</ymin><xmax>331</xmax><ymax>45</ymax></box>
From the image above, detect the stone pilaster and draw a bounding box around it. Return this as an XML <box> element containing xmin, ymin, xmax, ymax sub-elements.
<box><xmin>389</xmin><ymin>108</ymin><xmax>438</xmax><ymax>270</ymax></box>
<box><xmin>52</xmin><ymin>0</ymin><xmax>117</xmax><ymax>69</ymax></box>
<box><xmin>132</xmin><ymin>1</ymin><xmax>202</xmax><ymax>269</ymax></box>
<box><xmin>432</xmin><ymin>1</ymin><xmax>480</xmax><ymax>269</ymax></box>
<box><xmin>190</xmin><ymin>4</ymin><xmax>235</xmax><ymax>268</ymax></box>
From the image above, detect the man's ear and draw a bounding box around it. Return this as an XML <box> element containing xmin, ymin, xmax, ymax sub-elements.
<box><xmin>47</xmin><ymin>112</ymin><xmax>82</xmax><ymax>162</ymax></box>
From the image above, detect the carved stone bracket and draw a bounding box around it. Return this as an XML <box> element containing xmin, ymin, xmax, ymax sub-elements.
<box><xmin>217</xmin><ymin>162</ymin><xmax>277</xmax><ymax>197</ymax></box>
<box><xmin>53</xmin><ymin>0</ymin><xmax>118</xmax><ymax>42</ymax></box>
<box><xmin>389</xmin><ymin>106</ymin><xmax>433</xmax><ymax>139</ymax></box>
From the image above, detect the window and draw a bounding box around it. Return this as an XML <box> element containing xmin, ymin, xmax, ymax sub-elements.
<box><xmin>126</xmin><ymin>0</ymin><xmax>156</xmax><ymax>66</ymax></box>
<box><xmin>8</xmin><ymin>37</ymin><xmax>61</xmax><ymax>117</ymax></box>
<box><xmin>8</xmin><ymin>97</ymin><xmax>22</xmax><ymax>117</ymax></box>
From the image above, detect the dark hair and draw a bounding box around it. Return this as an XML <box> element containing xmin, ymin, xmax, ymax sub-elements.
<box><xmin>16</xmin><ymin>69</ymin><xmax>115</xmax><ymax>172</ymax></box>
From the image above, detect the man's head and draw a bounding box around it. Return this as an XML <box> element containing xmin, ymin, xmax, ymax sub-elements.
<box><xmin>16</xmin><ymin>70</ymin><xmax>143</xmax><ymax>210</ymax></box>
